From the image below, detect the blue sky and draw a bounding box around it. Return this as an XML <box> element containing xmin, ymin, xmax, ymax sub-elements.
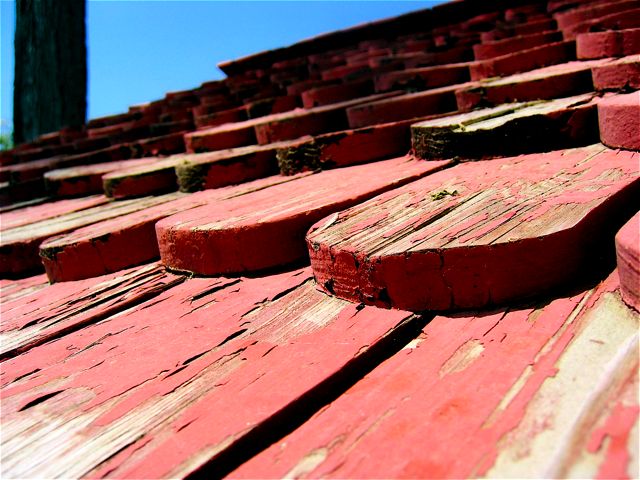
<box><xmin>1</xmin><ymin>1</ymin><xmax>442</xmax><ymax>135</ymax></box>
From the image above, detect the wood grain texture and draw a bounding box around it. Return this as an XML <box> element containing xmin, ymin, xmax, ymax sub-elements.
<box><xmin>39</xmin><ymin>174</ymin><xmax>308</xmax><ymax>282</ymax></box>
<box><xmin>0</xmin><ymin>263</ymin><xmax>183</xmax><ymax>359</ymax></box>
<box><xmin>412</xmin><ymin>94</ymin><xmax>599</xmax><ymax>160</ymax></box>
<box><xmin>231</xmin><ymin>271</ymin><xmax>639</xmax><ymax>479</ymax></box>
<box><xmin>0</xmin><ymin>267</ymin><xmax>417</xmax><ymax>479</ymax></box>
<box><xmin>374</xmin><ymin>62</ymin><xmax>471</xmax><ymax>92</ymax></box>
<box><xmin>157</xmin><ymin>156</ymin><xmax>451</xmax><ymax>276</ymax></box>
<box><xmin>0</xmin><ymin>194</ymin><xmax>183</xmax><ymax>276</ymax></box>
<box><xmin>0</xmin><ymin>195</ymin><xmax>108</xmax><ymax>230</ymax></box>
<box><xmin>308</xmin><ymin>144</ymin><xmax>639</xmax><ymax>311</ymax></box>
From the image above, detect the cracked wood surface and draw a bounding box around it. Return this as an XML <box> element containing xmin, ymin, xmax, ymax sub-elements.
<box><xmin>0</xmin><ymin>193</ymin><xmax>185</xmax><ymax>276</ymax></box>
<box><xmin>0</xmin><ymin>195</ymin><xmax>108</xmax><ymax>230</ymax></box>
<box><xmin>307</xmin><ymin>144</ymin><xmax>640</xmax><ymax>311</ymax></box>
<box><xmin>0</xmin><ymin>267</ymin><xmax>417</xmax><ymax>479</ymax></box>
<box><xmin>39</xmin><ymin>174</ymin><xmax>309</xmax><ymax>282</ymax></box>
<box><xmin>231</xmin><ymin>271</ymin><xmax>639</xmax><ymax>479</ymax></box>
<box><xmin>411</xmin><ymin>94</ymin><xmax>598</xmax><ymax>160</ymax></box>
<box><xmin>0</xmin><ymin>263</ymin><xmax>183</xmax><ymax>359</ymax></box>
<box><xmin>156</xmin><ymin>156</ymin><xmax>451</xmax><ymax>276</ymax></box>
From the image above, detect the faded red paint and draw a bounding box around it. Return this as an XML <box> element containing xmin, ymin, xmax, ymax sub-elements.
<box><xmin>157</xmin><ymin>157</ymin><xmax>450</xmax><ymax>276</ymax></box>
<box><xmin>232</xmin><ymin>272</ymin><xmax>636</xmax><ymax>479</ymax></box>
<box><xmin>592</xmin><ymin>55</ymin><xmax>640</xmax><ymax>91</ymax></box>
<box><xmin>616</xmin><ymin>212</ymin><xmax>640</xmax><ymax>311</ymax></box>
<box><xmin>1</xmin><ymin>267</ymin><xmax>415</xmax><ymax>478</ymax></box>
<box><xmin>39</xmin><ymin>175</ymin><xmax>308</xmax><ymax>282</ymax></box>
<box><xmin>308</xmin><ymin>145</ymin><xmax>639</xmax><ymax>311</ymax></box>
<box><xmin>598</xmin><ymin>91</ymin><xmax>640</xmax><ymax>150</ymax></box>
<box><xmin>473</xmin><ymin>30</ymin><xmax>563</xmax><ymax>61</ymax></box>
<box><xmin>346</xmin><ymin>83</ymin><xmax>463</xmax><ymax>128</ymax></box>
<box><xmin>470</xmin><ymin>41</ymin><xmax>576</xmax><ymax>81</ymax></box>
<box><xmin>576</xmin><ymin>28</ymin><xmax>640</xmax><ymax>59</ymax></box>
<box><xmin>455</xmin><ymin>60</ymin><xmax>607</xmax><ymax>111</ymax></box>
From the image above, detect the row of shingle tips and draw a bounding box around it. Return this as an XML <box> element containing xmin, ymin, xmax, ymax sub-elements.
<box><xmin>0</xmin><ymin>0</ymin><xmax>638</xmax><ymax>313</ymax></box>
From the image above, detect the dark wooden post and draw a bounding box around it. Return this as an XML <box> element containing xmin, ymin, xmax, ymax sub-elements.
<box><xmin>13</xmin><ymin>0</ymin><xmax>86</xmax><ymax>145</ymax></box>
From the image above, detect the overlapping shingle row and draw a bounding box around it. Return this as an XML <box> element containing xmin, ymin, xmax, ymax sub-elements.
<box><xmin>1</xmin><ymin>0</ymin><xmax>638</xmax><ymax>477</ymax></box>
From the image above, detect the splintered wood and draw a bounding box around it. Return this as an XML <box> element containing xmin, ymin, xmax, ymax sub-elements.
<box><xmin>0</xmin><ymin>267</ymin><xmax>416</xmax><ymax>478</ymax></box>
<box><xmin>231</xmin><ymin>272</ymin><xmax>639</xmax><ymax>479</ymax></box>
<box><xmin>0</xmin><ymin>263</ymin><xmax>183</xmax><ymax>359</ymax></box>
<box><xmin>307</xmin><ymin>144</ymin><xmax>639</xmax><ymax>311</ymax></box>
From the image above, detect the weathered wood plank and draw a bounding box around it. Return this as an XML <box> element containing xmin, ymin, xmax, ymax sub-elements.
<box><xmin>307</xmin><ymin>144</ymin><xmax>639</xmax><ymax>311</ymax></box>
<box><xmin>411</xmin><ymin>94</ymin><xmax>599</xmax><ymax>160</ymax></box>
<box><xmin>470</xmin><ymin>41</ymin><xmax>577</xmax><ymax>81</ymax></box>
<box><xmin>0</xmin><ymin>274</ymin><xmax>49</xmax><ymax>304</ymax></box>
<box><xmin>598</xmin><ymin>91</ymin><xmax>640</xmax><ymax>150</ymax></box>
<box><xmin>44</xmin><ymin>158</ymin><xmax>157</xmax><ymax>197</ymax></box>
<box><xmin>616</xmin><ymin>212</ymin><xmax>640</xmax><ymax>311</ymax></box>
<box><xmin>276</xmin><ymin>117</ymin><xmax>435</xmax><ymax>175</ymax></box>
<box><xmin>39</xmin><ymin>174</ymin><xmax>308</xmax><ymax>282</ymax></box>
<box><xmin>346</xmin><ymin>83</ymin><xmax>465</xmax><ymax>128</ymax></box>
<box><xmin>157</xmin><ymin>156</ymin><xmax>451</xmax><ymax>276</ymax></box>
<box><xmin>0</xmin><ymin>263</ymin><xmax>183</xmax><ymax>359</ymax></box>
<box><xmin>0</xmin><ymin>193</ymin><xmax>184</xmax><ymax>276</ymax></box>
<box><xmin>374</xmin><ymin>62</ymin><xmax>471</xmax><ymax>92</ymax></box>
<box><xmin>175</xmin><ymin>139</ymin><xmax>301</xmax><ymax>193</ymax></box>
<box><xmin>473</xmin><ymin>30</ymin><xmax>564</xmax><ymax>60</ymax></box>
<box><xmin>184</xmin><ymin>92</ymin><xmax>400</xmax><ymax>153</ymax></box>
<box><xmin>592</xmin><ymin>54</ymin><xmax>640</xmax><ymax>91</ymax></box>
<box><xmin>576</xmin><ymin>28</ymin><xmax>640</xmax><ymax>59</ymax></box>
<box><xmin>0</xmin><ymin>267</ymin><xmax>418</xmax><ymax>479</ymax></box>
<box><xmin>230</xmin><ymin>272</ymin><xmax>639</xmax><ymax>479</ymax></box>
<box><xmin>0</xmin><ymin>195</ymin><xmax>108</xmax><ymax>230</ymax></box>
<box><xmin>455</xmin><ymin>59</ymin><xmax>608</xmax><ymax>111</ymax></box>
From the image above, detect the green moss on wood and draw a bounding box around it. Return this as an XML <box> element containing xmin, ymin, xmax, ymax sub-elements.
<box><xmin>176</xmin><ymin>161</ymin><xmax>209</xmax><ymax>193</ymax></box>
<box><xmin>277</xmin><ymin>141</ymin><xmax>324</xmax><ymax>175</ymax></box>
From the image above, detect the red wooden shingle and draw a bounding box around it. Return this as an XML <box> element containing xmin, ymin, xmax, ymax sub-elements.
<box><xmin>0</xmin><ymin>267</ymin><xmax>417</xmax><ymax>478</ymax></box>
<box><xmin>592</xmin><ymin>54</ymin><xmax>640</xmax><ymax>91</ymax></box>
<box><xmin>39</xmin><ymin>174</ymin><xmax>308</xmax><ymax>282</ymax></box>
<box><xmin>231</xmin><ymin>271</ymin><xmax>639</xmax><ymax>479</ymax></box>
<box><xmin>456</xmin><ymin>59</ymin><xmax>609</xmax><ymax>111</ymax></box>
<box><xmin>157</xmin><ymin>156</ymin><xmax>451</xmax><ymax>276</ymax></box>
<box><xmin>470</xmin><ymin>41</ymin><xmax>577</xmax><ymax>81</ymax></box>
<box><xmin>616</xmin><ymin>212</ymin><xmax>640</xmax><ymax>311</ymax></box>
<box><xmin>0</xmin><ymin>263</ymin><xmax>183</xmax><ymax>359</ymax></box>
<box><xmin>307</xmin><ymin>145</ymin><xmax>639</xmax><ymax>311</ymax></box>
<box><xmin>598</xmin><ymin>91</ymin><xmax>640</xmax><ymax>150</ymax></box>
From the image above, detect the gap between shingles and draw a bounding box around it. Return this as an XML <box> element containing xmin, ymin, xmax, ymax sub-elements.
<box><xmin>186</xmin><ymin>312</ymin><xmax>434</xmax><ymax>480</ymax></box>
